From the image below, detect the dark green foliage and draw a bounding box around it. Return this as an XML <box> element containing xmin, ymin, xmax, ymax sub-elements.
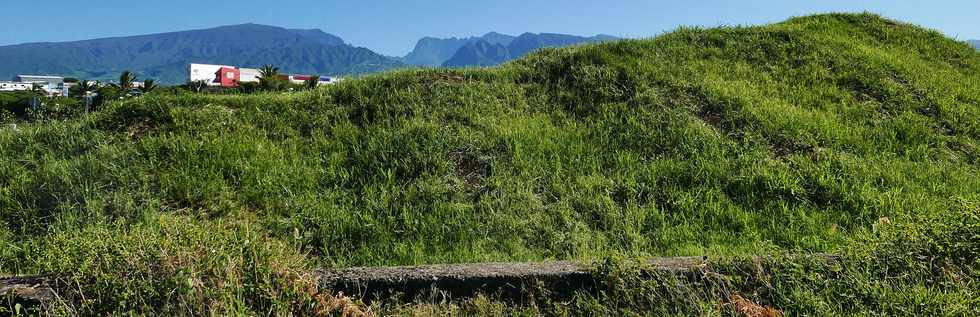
<box><xmin>69</xmin><ymin>80</ymin><xmax>97</xmax><ymax>98</ymax></box>
<box><xmin>186</xmin><ymin>80</ymin><xmax>208</xmax><ymax>93</ymax></box>
<box><xmin>0</xmin><ymin>92</ymin><xmax>33</xmax><ymax>118</ymax></box>
<box><xmin>304</xmin><ymin>75</ymin><xmax>320</xmax><ymax>90</ymax></box>
<box><xmin>258</xmin><ymin>65</ymin><xmax>284</xmax><ymax>91</ymax></box>
<box><xmin>0</xmin><ymin>92</ymin><xmax>83</xmax><ymax>122</ymax></box>
<box><xmin>1</xmin><ymin>13</ymin><xmax>978</xmax><ymax>314</ymax></box>
<box><xmin>113</xmin><ymin>71</ymin><xmax>138</xmax><ymax>94</ymax></box>
<box><xmin>142</xmin><ymin>79</ymin><xmax>156</xmax><ymax>94</ymax></box>
<box><xmin>237</xmin><ymin>81</ymin><xmax>260</xmax><ymax>94</ymax></box>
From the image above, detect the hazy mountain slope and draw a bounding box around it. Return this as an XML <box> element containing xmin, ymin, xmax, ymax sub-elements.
<box><xmin>507</xmin><ymin>32</ymin><xmax>616</xmax><ymax>57</ymax></box>
<box><xmin>402</xmin><ymin>32</ymin><xmax>517</xmax><ymax>66</ymax></box>
<box><xmin>401</xmin><ymin>37</ymin><xmax>475</xmax><ymax>66</ymax></box>
<box><xmin>442</xmin><ymin>32</ymin><xmax>617</xmax><ymax>67</ymax></box>
<box><xmin>970</xmin><ymin>39</ymin><xmax>980</xmax><ymax>49</ymax></box>
<box><xmin>0</xmin><ymin>23</ymin><xmax>402</xmax><ymax>84</ymax></box>
<box><xmin>441</xmin><ymin>40</ymin><xmax>512</xmax><ymax>67</ymax></box>
<box><xmin>480</xmin><ymin>32</ymin><xmax>517</xmax><ymax>46</ymax></box>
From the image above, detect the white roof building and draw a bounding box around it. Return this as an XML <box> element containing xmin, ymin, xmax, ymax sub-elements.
<box><xmin>15</xmin><ymin>75</ymin><xmax>64</xmax><ymax>84</ymax></box>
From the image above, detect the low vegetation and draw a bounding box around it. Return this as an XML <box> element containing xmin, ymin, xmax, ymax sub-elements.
<box><xmin>1</xmin><ymin>13</ymin><xmax>978</xmax><ymax>315</ymax></box>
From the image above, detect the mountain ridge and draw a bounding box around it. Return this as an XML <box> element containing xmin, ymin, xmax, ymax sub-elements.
<box><xmin>442</xmin><ymin>32</ymin><xmax>617</xmax><ymax>67</ymax></box>
<box><xmin>401</xmin><ymin>32</ymin><xmax>517</xmax><ymax>66</ymax></box>
<box><xmin>402</xmin><ymin>31</ymin><xmax>618</xmax><ymax>67</ymax></box>
<box><xmin>0</xmin><ymin>23</ymin><xmax>346</xmax><ymax>47</ymax></box>
<box><xmin>0</xmin><ymin>23</ymin><xmax>399</xmax><ymax>84</ymax></box>
<box><xmin>1</xmin><ymin>24</ymin><xmax>621</xmax><ymax>84</ymax></box>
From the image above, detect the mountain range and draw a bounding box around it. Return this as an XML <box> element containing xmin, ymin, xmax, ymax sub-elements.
<box><xmin>970</xmin><ymin>40</ymin><xmax>979</xmax><ymax>49</ymax></box>
<box><xmin>404</xmin><ymin>32</ymin><xmax>618</xmax><ymax>67</ymax></box>
<box><xmin>445</xmin><ymin>33</ymin><xmax>617</xmax><ymax>67</ymax></box>
<box><xmin>401</xmin><ymin>32</ymin><xmax>516</xmax><ymax>66</ymax></box>
<box><xmin>0</xmin><ymin>24</ymin><xmax>402</xmax><ymax>84</ymax></box>
<box><xmin>0</xmin><ymin>24</ymin><xmax>619</xmax><ymax>84</ymax></box>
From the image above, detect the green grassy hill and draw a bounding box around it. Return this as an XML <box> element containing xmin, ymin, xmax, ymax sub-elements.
<box><xmin>1</xmin><ymin>13</ymin><xmax>979</xmax><ymax>315</ymax></box>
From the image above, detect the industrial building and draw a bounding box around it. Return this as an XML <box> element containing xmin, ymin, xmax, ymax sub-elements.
<box><xmin>189</xmin><ymin>63</ymin><xmax>340</xmax><ymax>88</ymax></box>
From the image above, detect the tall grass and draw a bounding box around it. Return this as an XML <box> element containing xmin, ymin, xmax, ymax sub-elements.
<box><xmin>1</xmin><ymin>13</ymin><xmax>978</xmax><ymax>314</ymax></box>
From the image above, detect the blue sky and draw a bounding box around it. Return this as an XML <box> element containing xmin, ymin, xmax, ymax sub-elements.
<box><xmin>1</xmin><ymin>0</ymin><xmax>977</xmax><ymax>56</ymax></box>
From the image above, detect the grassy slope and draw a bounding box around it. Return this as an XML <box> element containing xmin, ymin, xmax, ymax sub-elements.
<box><xmin>1</xmin><ymin>13</ymin><xmax>978</xmax><ymax>315</ymax></box>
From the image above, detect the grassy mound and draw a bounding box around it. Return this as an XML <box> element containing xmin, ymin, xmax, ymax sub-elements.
<box><xmin>1</xmin><ymin>13</ymin><xmax>978</xmax><ymax>315</ymax></box>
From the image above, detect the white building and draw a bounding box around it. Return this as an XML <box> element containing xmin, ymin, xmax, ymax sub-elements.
<box><xmin>240</xmin><ymin>68</ymin><xmax>261</xmax><ymax>83</ymax></box>
<box><xmin>0</xmin><ymin>81</ymin><xmax>34</xmax><ymax>92</ymax></box>
<box><xmin>13</xmin><ymin>75</ymin><xmax>68</xmax><ymax>96</ymax></box>
<box><xmin>189</xmin><ymin>63</ymin><xmax>234</xmax><ymax>86</ymax></box>
<box><xmin>188</xmin><ymin>63</ymin><xmax>340</xmax><ymax>87</ymax></box>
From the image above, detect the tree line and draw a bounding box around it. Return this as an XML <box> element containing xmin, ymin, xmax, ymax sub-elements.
<box><xmin>1</xmin><ymin>71</ymin><xmax>159</xmax><ymax>123</ymax></box>
<box><xmin>2</xmin><ymin>65</ymin><xmax>326</xmax><ymax>123</ymax></box>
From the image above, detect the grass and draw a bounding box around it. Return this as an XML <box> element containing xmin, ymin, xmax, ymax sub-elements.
<box><xmin>1</xmin><ymin>13</ymin><xmax>979</xmax><ymax>315</ymax></box>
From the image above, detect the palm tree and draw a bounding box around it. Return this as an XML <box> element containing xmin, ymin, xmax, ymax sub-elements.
<box><xmin>142</xmin><ymin>79</ymin><xmax>156</xmax><ymax>94</ymax></box>
<box><xmin>30</xmin><ymin>83</ymin><xmax>46</xmax><ymax>96</ymax></box>
<box><xmin>113</xmin><ymin>71</ymin><xmax>138</xmax><ymax>95</ymax></box>
<box><xmin>304</xmin><ymin>74</ymin><xmax>320</xmax><ymax>90</ymax></box>
<box><xmin>72</xmin><ymin>80</ymin><xmax>97</xmax><ymax>97</ymax></box>
<box><xmin>258</xmin><ymin>65</ymin><xmax>281</xmax><ymax>91</ymax></box>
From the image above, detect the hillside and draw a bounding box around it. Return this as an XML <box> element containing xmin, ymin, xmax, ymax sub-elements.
<box><xmin>971</xmin><ymin>39</ymin><xmax>980</xmax><ymax>49</ymax></box>
<box><xmin>403</xmin><ymin>32</ymin><xmax>516</xmax><ymax>66</ymax></box>
<box><xmin>1</xmin><ymin>14</ymin><xmax>979</xmax><ymax>315</ymax></box>
<box><xmin>0</xmin><ymin>24</ymin><xmax>403</xmax><ymax>84</ymax></box>
<box><xmin>443</xmin><ymin>32</ymin><xmax>617</xmax><ymax>67</ymax></box>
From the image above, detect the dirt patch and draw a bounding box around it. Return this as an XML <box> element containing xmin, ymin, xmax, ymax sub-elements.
<box><xmin>439</xmin><ymin>74</ymin><xmax>467</xmax><ymax>83</ymax></box>
<box><xmin>701</xmin><ymin>112</ymin><xmax>724</xmax><ymax>129</ymax></box>
<box><xmin>449</xmin><ymin>150</ymin><xmax>492</xmax><ymax>190</ymax></box>
<box><xmin>95</xmin><ymin>103</ymin><xmax>173</xmax><ymax>139</ymax></box>
<box><xmin>770</xmin><ymin>138</ymin><xmax>815</xmax><ymax>158</ymax></box>
<box><xmin>731</xmin><ymin>294</ymin><xmax>783</xmax><ymax>317</ymax></box>
<box><xmin>125</xmin><ymin>117</ymin><xmax>157</xmax><ymax>138</ymax></box>
<box><xmin>277</xmin><ymin>270</ymin><xmax>372</xmax><ymax>317</ymax></box>
<box><xmin>674</xmin><ymin>87</ymin><xmax>736</xmax><ymax>134</ymax></box>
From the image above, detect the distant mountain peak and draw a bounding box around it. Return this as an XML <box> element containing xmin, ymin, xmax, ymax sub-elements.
<box><xmin>288</xmin><ymin>27</ymin><xmax>330</xmax><ymax>34</ymax></box>
<box><xmin>481</xmin><ymin>32</ymin><xmax>516</xmax><ymax>46</ymax></box>
<box><xmin>405</xmin><ymin>31</ymin><xmax>619</xmax><ymax>67</ymax></box>
<box><xmin>482</xmin><ymin>31</ymin><xmax>510</xmax><ymax>38</ymax></box>
<box><xmin>402</xmin><ymin>32</ymin><xmax>518</xmax><ymax>66</ymax></box>
<box><xmin>207</xmin><ymin>23</ymin><xmax>283</xmax><ymax>31</ymax></box>
<box><xmin>442</xmin><ymin>40</ymin><xmax>511</xmax><ymax>67</ymax></box>
<box><xmin>225</xmin><ymin>22</ymin><xmax>263</xmax><ymax>27</ymax></box>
